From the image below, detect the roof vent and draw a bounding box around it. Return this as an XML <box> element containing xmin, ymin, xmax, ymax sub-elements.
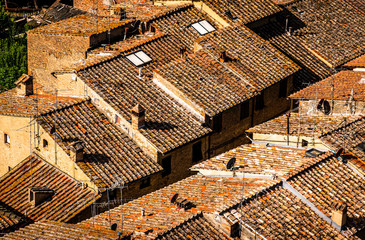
<box><xmin>15</xmin><ymin>74</ymin><xmax>33</xmax><ymax>96</ymax></box>
<box><xmin>170</xmin><ymin>193</ymin><xmax>194</xmax><ymax>211</ymax></box>
<box><xmin>331</xmin><ymin>202</ymin><xmax>347</xmax><ymax>228</ymax></box>
<box><xmin>359</xmin><ymin>75</ymin><xmax>365</xmax><ymax>84</ymax></box>
<box><xmin>68</xmin><ymin>141</ymin><xmax>84</xmax><ymax>162</ymax></box>
<box><xmin>131</xmin><ymin>104</ymin><xmax>145</xmax><ymax>130</ymax></box>
<box><xmin>305</xmin><ymin>148</ymin><xmax>323</xmax><ymax>158</ymax></box>
<box><xmin>29</xmin><ymin>187</ymin><xmax>54</xmax><ymax>207</ymax></box>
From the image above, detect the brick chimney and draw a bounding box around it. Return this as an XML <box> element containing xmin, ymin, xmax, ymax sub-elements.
<box><xmin>331</xmin><ymin>202</ymin><xmax>347</xmax><ymax>228</ymax></box>
<box><xmin>15</xmin><ymin>74</ymin><xmax>33</xmax><ymax>96</ymax></box>
<box><xmin>131</xmin><ymin>104</ymin><xmax>145</xmax><ymax>130</ymax></box>
<box><xmin>68</xmin><ymin>141</ymin><xmax>84</xmax><ymax>162</ymax></box>
<box><xmin>29</xmin><ymin>187</ymin><xmax>54</xmax><ymax>207</ymax></box>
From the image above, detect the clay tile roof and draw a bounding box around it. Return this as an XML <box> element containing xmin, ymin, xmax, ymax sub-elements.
<box><xmin>42</xmin><ymin>3</ymin><xmax>88</xmax><ymax>23</ymax></box>
<box><xmin>0</xmin><ymin>89</ymin><xmax>77</xmax><ymax>117</ymax></box>
<box><xmin>195</xmin><ymin>23</ymin><xmax>300</xmax><ymax>92</ymax></box>
<box><xmin>192</xmin><ymin>143</ymin><xmax>318</xmax><ymax>178</ymax></box>
<box><xmin>344</xmin><ymin>54</ymin><xmax>365</xmax><ymax>68</ymax></box>
<box><xmin>339</xmin><ymin>0</ymin><xmax>365</xmax><ymax>15</ymax></box>
<box><xmin>155</xmin><ymin>50</ymin><xmax>258</xmax><ymax>116</ymax></box>
<box><xmin>28</xmin><ymin>15</ymin><xmax>133</xmax><ymax>36</ymax></box>
<box><xmin>81</xmin><ymin>175</ymin><xmax>277</xmax><ymax>238</ymax></box>
<box><xmin>222</xmin><ymin>184</ymin><xmax>348</xmax><ymax>239</ymax></box>
<box><xmin>0</xmin><ymin>153</ymin><xmax>99</xmax><ymax>223</ymax></box>
<box><xmin>290</xmin><ymin>71</ymin><xmax>365</xmax><ymax>100</ymax></box>
<box><xmin>201</xmin><ymin>0</ymin><xmax>282</xmax><ymax>24</ymax></box>
<box><xmin>0</xmin><ymin>201</ymin><xmax>27</xmax><ymax>233</ymax></box>
<box><xmin>1</xmin><ymin>220</ymin><xmax>124</xmax><ymax>239</ymax></box>
<box><xmin>320</xmin><ymin>116</ymin><xmax>365</xmax><ymax>169</ymax></box>
<box><xmin>154</xmin><ymin>213</ymin><xmax>231</xmax><ymax>240</ymax></box>
<box><xmin>247</xmin><ymin>112</ymin><xmax>361</xmax><ymax>137</ymax></box>
<box><xmin>71</xmin><ymin>7</ymin><xmax>222</xmax><ymax>154</ymax></box>
<box><xmin>287</xmin><ymin>154</ymin><xmax>365</xmax><ymax>236</ymax></box>
<box><xmin>37</xmin><ymin>99</ymin><xmax>162</xmax><ymax>189</ymax></box>
<box><xmin>284</xmin><ymin>0</ymin><xmax>365</xmax><ymax>67</ymax></box>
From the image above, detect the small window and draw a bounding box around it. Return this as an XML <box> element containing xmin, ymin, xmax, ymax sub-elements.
<box><xmin>192</xmin><ymin>141</ymin><xmax>203</xmax><ymax>163</ymax></box>
<box><xmin>162</xmin><ymin>156</ymin><xmax>171</xmax><ymax>176</ymax></box>
<box><xmin>302</xmin><ymin>139</ymin><xmax>308</xmax><ymax>147</ymax></box>
<box><xmin>43</xmin><ymin>139</ymin><xmax>48</xmax><ymax>148</ymax></box>
<box><xmin>191</xmin><ymin>20</ymin><xmax>216</xmax><ymax>35</ymax></box>
<box><xmin>240</xmin><ymin>101</ymin><xmax>250</xmax><ymax>120</ymax></box>
<box><xmin>125</xmin><ymin>50</ymin><xmax>152</xmax><ymax>67</ymax></box>
<box><xmin>140</xmin><ymin>177</ymin><xmax>151</xmax><ymax>189</ymax></box>
<box><xmin>213</xmin><ymin>114</ymin><xmax>222</xmax><ymax>132</ymax></box>
<box><xmin>255</xmin><ymin>93</ymin><xmax>264</xmax><ymax>110</ymax></box>
<box><xmin>279</xmin><ymin>79</ymin><xmax>288</xmax><ymax>98</ymax></box>
<box><xmin>4</xmin><ymin>133</ymin><xmax>10</xmax><ymax>144</ymax></box>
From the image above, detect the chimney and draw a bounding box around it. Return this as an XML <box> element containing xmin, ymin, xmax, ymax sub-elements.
<box><xmin>131</xmin><ymin>104</ymin><xmax>145</xmax><ymax>130</ymax></box>
<box><xmin>15</xmin><ymin>74</ymin><xmax>33</xmax><ymax>96</ymax></box>
<box><xmin>68</xmin><ymin>141</ymin><xmax>84</xmax><ymax>162</ymax></box>
<box><xmin>331</xmin><ymin>202</ymin><xmax>347</xmax><ymax>228</ymax></box>
<box><xmin>29</xmin><ymin>187</ymin><xmax>54</xmax><ymax>207</ymax></box>
<box><xmin>219</xmin><ymin>51</ymin><xmax>227</xmax><ymax>62</ymax></box>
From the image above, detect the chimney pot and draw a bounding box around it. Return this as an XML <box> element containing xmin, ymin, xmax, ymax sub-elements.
<box><xmin>68</xmin><ymin>141</ymin><xmax>84</xmax><ymax>162</ymax></box>
<box><xmin>15</xmin><ymin>74</ymin><xmax>33</xmax><ymax>96</ymax></box>
<box><xmin>331</xmin><ymin>202</ymin><xmax>347</xmax><ymax>228</ymax></box>
<box><xmin>131</xmin><ymin>104</ymin><xmax>145</xmax><ymax>130</ymax></box>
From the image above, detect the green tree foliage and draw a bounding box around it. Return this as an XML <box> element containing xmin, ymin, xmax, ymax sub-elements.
<box><xmin>0</xmin><ymin>2</ymin><xmax>28</xmax><ymax>92</ymax></box>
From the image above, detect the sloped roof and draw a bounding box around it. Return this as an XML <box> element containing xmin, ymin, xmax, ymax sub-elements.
<box><xmin>0</xmin><ymin>89</ymin><xmax>77</xmax><ymax>117</ymax></box>
<box><xmin>287</xmin><ymin>155</ymin><xmax>365</xmax><ymax>236</ymax></box>
<box><xmin>0</xmin><ymin>201</ymin><xmax>27</xmax><ymax>234</ymax></box>
<box><xmin>247</xmin><ymin>112</ymin><xmax>360</xmax><ymax>137</ymax></box>
<box><xmin>42</xmin><ymin>3</ymin><xmax>88</xmax><ymax>23</ymax></box>
<box><xmin>0</xmin><ymin>153</ymin><xmax>98</xmax><ymax>223</ymax></box>
<box><xmin>81</xmin><ymin>175</ymin><xmax>277</xmax><ymax>238</ymax></box>
<box><xmin>192</xmin><ymin>143</ymin><xmax>317</xmax><ymax>177</ymax></box>
<box><xmin>290</xmin><ymin>71</ymin><xmax>365</xmax><ymax>100</ymax></box>
<box><xmin>1</xmin><ymin>220</ymin><xmax>126</xmax><ymax>240</ymax></box>
<box><xmin>37</xmin><ymin>99</ymin><xmax>162</xmax><ymax>189</ymax></box>
<box><xmin>344</xmin><ymin>54</ymin><xmax>365</xmax><ymax>68</ymax></box>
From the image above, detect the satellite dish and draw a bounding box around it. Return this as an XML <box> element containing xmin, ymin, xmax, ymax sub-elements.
<box><xmin>323</xmin><ymin>100</ymin><xmax>331</xmax><ymax>115</ymax></box>
<box><xmin>110</xmin><ymin>223</ymin><xmax>117</xmax><ymax>231</ymax></box>
<box><xmin>226</xmin><ymin>157</ymin><xmax>236</xmax><ymax>170</ymax></box>
<box><xmin>171</xmin><ymin>193</ymin><xmax>179</xmax><ymax>203</ymax></box>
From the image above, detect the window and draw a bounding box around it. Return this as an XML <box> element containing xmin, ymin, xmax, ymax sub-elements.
<box><xmin>140</xmin><ymin>177</ymin><xmax>151</xmax><ymax>189</ymax></box>
<box><xmin>43</xmin><ymin>139</ymin><xmax>48</xmax><ymax>148</ymax></box>
<box><xmin>191</xmin><ymin>20</ymin><xmax>216</xmax><ymax>35</ymax></box>
<box><xmin>125</xmin><ymin>50</ymin><xmax>152</xmax><ymax>67</ymax></box>
<box><xmin>108</xmin><ymin>189</ymin><xmax>117</xmax><ymax>200</ymax></box>
<box><xmin>302</xmin><ymin>139</ymin><xmax>308</xmax><ymax>147</ymax></box>
<box><xmin>213</xmin><ymin>114</ymin><xmax>222</xmax><ymax>132</ymax></box>
<box><xmin>192</xmin><ymin>141</ymin><xmax>203</xmax><ymax>163</ymax></box>
<box><xmin>255</xmin><ymin>93</ymin><xmax>264</xmax><ymax>110</ymax></box>
<box><xmin>240</xmin><ymin>101</ymin><xmax>250</xmax><ymax>120</ymax></box>
<box><xmin>4</xmin><ymin>133</ymin><xmax>10</xmax><ymax>144</ymax></box>
<box><xmin>162</xmin><ymin>156</ymin><xmax>171</xmax><ymax>176</ymax></box>
<box><xmin>279</xmin><ymin>79</ymin><xmax>288</xmax><ymax>98</ymax></box>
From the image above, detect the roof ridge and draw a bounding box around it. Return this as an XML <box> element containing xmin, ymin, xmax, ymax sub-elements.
<box><xmin>143</xmin><ymin>3</ymin><xmax>194</xmax><ymax>23</ymax></box>
<box><xmin>38</xmin><ymin>96</ymin><xmax>90</xmax><ymax>116</ymax></box>
<box><xmin>74</xmin><ymin>32</ymin><xmax>166</xmax><ymax>72</ymax></box>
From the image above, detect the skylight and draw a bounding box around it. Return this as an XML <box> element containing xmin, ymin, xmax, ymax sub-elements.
<box><xmin>191</xmin><ymin>20</ymin><xmax>216</xmax><ymax>35</ymax></box>
<box><xmin>125</xmin><ymin>50</ymin><xmax>153</xmax><ymax>67</ymax></box>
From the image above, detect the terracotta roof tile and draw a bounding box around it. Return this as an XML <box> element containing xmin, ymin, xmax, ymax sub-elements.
<box><xmin>195</xmin><ymin>23</ymin><xmax>300</xmax><ymax>93</ymax></box>
<box><xmin>42</xmin><ymin>3</ymin><xmax>88</xmax><ymax>23</ymax></box>
<box><xmin>0</xmin><ymin>153</ymin><xmax>99</xmax><ymax>223</ymax></box>
<box><xmin>247</xmin><ymin>112</ymin><xmax>360</xmax><ymax>137</ymax></box>
<box><xmin>0</xmin><ymin>202</ymin><xmax>26</xmax><ymax>233</ymax></box>
<box><xmin>28</xmin><ymin>15</ymin><xmax>133</xmax><ymax>36</ymax></box>
<box><xmin>81</xmin><ymin>175</ymin><xmax>277</xmax><ymax>238</ymax></box>
<box><xmin>154</xmin><ymin>213</ymin><xmax>231</xmax><ymax>240</ymax></box>
<box><xmin>192</xmin><ymin>143</ymin><xmax>318</xmax><ymax>177</ymax></box>
<box><xmin>288</xmin><ymin>154</ymin><xmax>365</xmax><ymax>236</ymax></box>
<box><xmin>201</xmin><ymin>0</ymin><xmax>282</xmax><ymax>24</ymax></box>
<box><xmin>37</xmin><ymin>99</ymin><xmax>162</xmax><ymax>188</ymax></box>
<box><xmin>344</xmin><ymin>54</ymin><xmax>365</xmax><ymax>68</ymax></box>
<box><xmin>0</xmin><ymin>89</ymin><xmax>77</xmax><ymax>117</ymax></box>
<box><xmin>290</xmin><ymin>71</ymin><xmax>365</xmax><ymax>100</ymax></box>
<box><xmin>2</xmin><ymin>220</ymin><xmax>125</xmax><ymax>239</ymax></box>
